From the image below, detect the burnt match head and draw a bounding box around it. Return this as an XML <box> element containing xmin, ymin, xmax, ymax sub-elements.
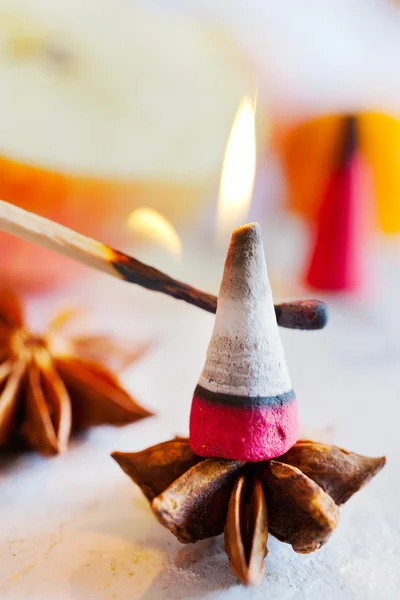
<box><xmin>190</xmin><ymin>223</ymin><xmax>299</xmax><ymax>462</ymax></box>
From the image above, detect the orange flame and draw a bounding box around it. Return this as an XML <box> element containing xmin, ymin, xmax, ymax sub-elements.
<box><xmin>216</xmin><ymin>96</ymin><xmax>256</xmax><ymax>245</ymax></box>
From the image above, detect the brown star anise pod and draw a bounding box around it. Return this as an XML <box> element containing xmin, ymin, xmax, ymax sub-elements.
<box><xmin>112</xmin><ymin>438</ymin><xmax>385</xmax><ymax>586</ymax></box>
<box><xmin>0</xmin><ymin>289</ymin><xmax>152</xmax><ymax>455</ymax></box>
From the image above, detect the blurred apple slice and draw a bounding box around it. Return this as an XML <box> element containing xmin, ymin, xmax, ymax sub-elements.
<box><xmin>0</xmin><ymin>0</ymin><xmax>254</xmax><ymax>289</ymax></box>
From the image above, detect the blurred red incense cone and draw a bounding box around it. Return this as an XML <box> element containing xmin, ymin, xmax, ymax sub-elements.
<box><xmin>189</xmin><ymin>223</ymin><xmax>299</xmax><ymax>461</ymax></box>
<box><xmin>305</xmin><ymin>116</ymin><xmax>370</xmax><ymax>293</ymax></box>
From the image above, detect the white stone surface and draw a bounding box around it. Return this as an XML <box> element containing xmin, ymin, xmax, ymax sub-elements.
<box><xmin>0</xmin><ymin>260</ymin><xmax>398</xmax><ymax>600</ymax></box>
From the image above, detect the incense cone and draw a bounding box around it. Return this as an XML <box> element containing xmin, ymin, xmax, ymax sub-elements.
<box><xmin>305</xmin><ymin>116</ymin><xmax>369</xmax><ymax>292</ymax></box>
<box><xmin>190</xmin><ymin>223</ymin><xmax>299</xmax><ymax>461</ymax></box>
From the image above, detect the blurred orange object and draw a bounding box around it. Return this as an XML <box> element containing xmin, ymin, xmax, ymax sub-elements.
<box><xmin>276</xmin><ymin>112</ymin><xmax>400</xmax><ymax>233</ymax></box>
<box><xmin>360</xmin><ymin>113</ymin><xmax>400</xmax><ymax>233</ymax></box>
<box><xmin>0</xmin><ymin>156</ymin><xmax>207</xmax><ymax>291</ymax></box>
<box><xmin>276</xmin><ymin>115</ymin><xmax>344</xmax><ymax>220</ymax></box>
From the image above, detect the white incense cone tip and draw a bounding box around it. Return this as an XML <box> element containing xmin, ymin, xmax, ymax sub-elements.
<box><xmin>227</xmin><ymin>222</ymin><xmax>262</xmax><ymax>264</ymax></box>
<box><xmin>219</xmin><ymin>222</ymin><xmax>265</xmax><ymax>303</ymax></box>
<box><xmin>231</xmin><ymin>222</ymin><xmax>261</xmax><ymax>241</ymax></box>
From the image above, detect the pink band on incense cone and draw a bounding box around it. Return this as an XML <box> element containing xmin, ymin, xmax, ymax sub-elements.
<box><xmin>189</xmin><ymin>388</ymin><xmax>299</xmax><ymax>461</ymax></box>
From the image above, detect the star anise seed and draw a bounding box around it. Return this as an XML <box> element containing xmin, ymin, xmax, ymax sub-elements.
<box><xmin>112</xmin><ymin>438</ymin><xmax>385</xmax><ymax>586</ymax></box>
<box><xmin>224</xmin><ymin>475</ymin><xmax>268</xmax><ymax>586</ymax></box>
<box><xmin>0</xmin><ymin>289</ymin><xmax>152</xmax><ymax>455</ymax></box>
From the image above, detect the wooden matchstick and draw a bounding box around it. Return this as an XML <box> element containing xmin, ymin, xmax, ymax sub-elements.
<box><xmin>0</xmin><ymin>201</ymin><xmax>327</xmax><ymax>330</ymax></box>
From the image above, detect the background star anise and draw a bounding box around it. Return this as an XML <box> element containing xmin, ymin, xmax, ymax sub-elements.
<box><xmin>0</xmin><ymin>289</ymin><xmax>152</xmax><ymax>456</ymax></box>
<box><xmin>112</xmin><ymin>438</ymin><xmax>385</xmax><ymax>586</ymax></box>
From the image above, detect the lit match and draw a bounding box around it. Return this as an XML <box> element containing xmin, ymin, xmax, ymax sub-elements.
<box><xmin>0</xmin><ymin>200</ymin><xmax>327</xmax><ymax>329</ymax></box>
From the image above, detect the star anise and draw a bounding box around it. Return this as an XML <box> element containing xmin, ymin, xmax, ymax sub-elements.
<box><xmin>112</xmin><ymin>438</ymin><xmax>385</xmax><ymax>586</ymax></box>
<box><xmin>0</xmin><ymin>289</ymin><xmax>152</xmax><ymax>456</ymax></box>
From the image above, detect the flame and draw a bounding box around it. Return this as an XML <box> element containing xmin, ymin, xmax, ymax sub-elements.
<box><xmin>126</xmin><ymin>207</ymin><xmax>182</xmax><ymax>257</ymax></box>
<box><xmin>216</xmin><ymin>95</ymin><xmax>256</xmax><ymax>244</ymax></box>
